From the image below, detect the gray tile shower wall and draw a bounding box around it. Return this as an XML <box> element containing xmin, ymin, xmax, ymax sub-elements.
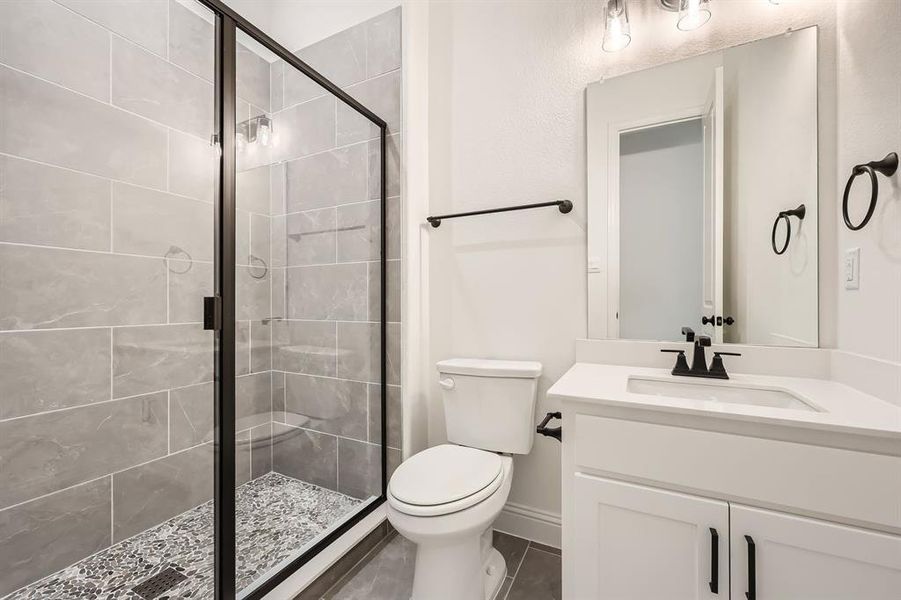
<box><xmin>267</xmin><ymin>7</ymin><xmax>403</xmax><ymax>501</ymax></box>
<box><xmin>0</xmin><ymin>1</ymin><xmax>273</xmax><ymax>596</ymax></box>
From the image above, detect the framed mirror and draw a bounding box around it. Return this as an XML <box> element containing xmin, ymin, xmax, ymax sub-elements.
<box><xmin>587</xmin><ymin>26</ymin><xmax>818</xmax><ymax>346</ymax></box>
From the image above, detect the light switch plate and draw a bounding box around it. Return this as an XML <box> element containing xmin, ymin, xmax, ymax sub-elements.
<box><xmin>844</xmin><ymin>247</ymin><xmax>860</xmax><ymax>290</ymax></box>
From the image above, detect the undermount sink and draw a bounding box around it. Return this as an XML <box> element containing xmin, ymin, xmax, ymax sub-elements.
<box><xmin>627</xmin><ymin>376</ymin><xmax>821</xmax><ymax>412</ymax></box>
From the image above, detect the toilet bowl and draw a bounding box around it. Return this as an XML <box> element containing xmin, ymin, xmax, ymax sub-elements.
<box><xmin>387</xmin><ymin>358</ymin><xmax>542</xmax><ymax>600</ymax></box>
<box><xmin>388</xmin><ymin>445</ymin><xmax>514</xmax><ymax>600</ymax></box>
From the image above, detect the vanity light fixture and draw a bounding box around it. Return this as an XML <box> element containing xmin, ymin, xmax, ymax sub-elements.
<box><xmin>236</xmin><ymin>114</ymin><xmax>274</xmax><ymax>151</ymax></box>
<box><xmin>677</xmin><ymin>0</ymin><xmax>712</xmax><ymax>30</ymax></box>
<box><xmin>603</xmin><ymin>0</ymin><xmax>631</xmax><ymax>52</ymax></box>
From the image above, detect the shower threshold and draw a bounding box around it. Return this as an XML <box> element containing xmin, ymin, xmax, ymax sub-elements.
<box><xmin>8</xmin><ymin>473</ymin><xmax>363</xmax><ymax>600</ymax></box>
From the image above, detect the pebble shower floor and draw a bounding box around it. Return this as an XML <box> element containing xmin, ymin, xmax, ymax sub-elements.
<box><xmin>7</xmin><ymin>473</ymin><xmax>361</xmax><ymax>599</ymax></box>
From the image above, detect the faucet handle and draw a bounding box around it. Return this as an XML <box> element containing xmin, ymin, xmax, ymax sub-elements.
<box><xmin>661</xmin><ymin>349</ymin><xmax>691</xmax><ymax>375</ymax></box>
<box><xmin>709</xmin><ymin>351</ymin><xmax>741</xmax><ymax>379</ymax></box>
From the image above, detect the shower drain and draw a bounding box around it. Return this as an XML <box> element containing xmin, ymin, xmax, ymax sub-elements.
<box><xmin>131</xmin><ymin>567</ymin><xmax>188</xmax><ymax>599</ymax></box>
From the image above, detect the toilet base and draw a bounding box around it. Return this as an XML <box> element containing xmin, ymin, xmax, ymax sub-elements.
<box><xmin>484</xmin><ymin>547</ymin><xmax>508</xmax><ymax>600</ymax></box>
<box><xmin>409</xmin><ymin>533</ymin><xmax>507</xmax><ymax>600</ymax></box>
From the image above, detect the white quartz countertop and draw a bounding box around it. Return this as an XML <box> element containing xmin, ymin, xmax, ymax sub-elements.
<box><xmin>548</xmin><ymin>363</ymin><xmax>901</xmax><ymax>441</ymax></box>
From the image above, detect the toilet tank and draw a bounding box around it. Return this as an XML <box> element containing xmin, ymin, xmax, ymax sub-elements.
<box><xmin>437</xmin><ymin>358</ymin><xmax>543</xmax><ymax>455</ymax></box>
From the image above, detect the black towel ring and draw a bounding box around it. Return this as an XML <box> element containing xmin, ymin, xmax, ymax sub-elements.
<box><xmin>842</xmin><ymin>152</ymin><xmax>898</xmax><ymax>231</ymax></box>
<box><xmin>771</xmin><ymin>204</ymin><xmax>806</xmax><ymax>256</ymax></box>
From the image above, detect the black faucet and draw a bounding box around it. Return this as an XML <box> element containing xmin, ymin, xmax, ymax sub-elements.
<box><xmin>661</xmin><ymin>327</ymin><xmax>741</xmax><ymax>379</ymax></box>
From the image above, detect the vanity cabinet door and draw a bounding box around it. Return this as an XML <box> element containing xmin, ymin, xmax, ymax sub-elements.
<box><xmin>570</xmin><ymin>474</ymin><xmax>728</xmax><ymax>599</ymax></box>
<box><xmin>730</xmin><ymin>504</ymin><xmax>901</xmax><ymax>600</ymax></box>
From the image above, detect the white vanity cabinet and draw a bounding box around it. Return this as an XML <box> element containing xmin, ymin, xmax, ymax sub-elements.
<box><xmin>571</xmin><ymin>474</ymin><xmax>728</xmax><ymax>599</ymax></box>
<box><xmin>552</xmin><ymin>363</ymin><xmax>901</xmax><ymax>600</ymax></box>
<box><xmin>571</xmin><ymin>474</ymin><xmax>901</xmax><ymax>599</ymax></box>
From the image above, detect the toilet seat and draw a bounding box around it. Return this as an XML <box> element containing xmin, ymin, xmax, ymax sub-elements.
<box><xmin>388</xmin><ymin>445</ymin><xmax>506</xmax><ymax>517</ymax></box>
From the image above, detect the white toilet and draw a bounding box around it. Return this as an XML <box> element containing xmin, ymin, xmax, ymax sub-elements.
<box><xmin>387</xmin><ymin>358</ymin><xmax>542</xmax><ymax>600</ymax></box>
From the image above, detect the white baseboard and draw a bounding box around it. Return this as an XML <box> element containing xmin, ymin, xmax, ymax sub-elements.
<box><xmin>261</xmin><ymin>504</ymin><xmax>387</xmax><ymax>599</ymax></box>
<box><xmin>493</xmin><ymin>501</ymin><xmax>561</xmax><ymax>549</ymax></box>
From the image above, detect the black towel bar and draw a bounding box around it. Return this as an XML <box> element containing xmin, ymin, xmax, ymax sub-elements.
<box><xmin>426</xmin><ymin>200</ymin><xmax>572</xmax><ymax>228</ymax></box>
<box><xmin>842</xmin><ymin>152</ymin><xmax>898</xmax><ymax>231</ymax></box>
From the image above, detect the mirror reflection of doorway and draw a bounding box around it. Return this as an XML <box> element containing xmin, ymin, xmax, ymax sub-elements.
<box><xmin>619</xmin><ymin>118</ymin><xmax>705</xmax><ymax>341</ymax></box>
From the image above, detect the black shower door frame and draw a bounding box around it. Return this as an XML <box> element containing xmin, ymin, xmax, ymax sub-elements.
<box><xmin>200</xmin><ymin>2</ymin><xmax>389</xmax><ymax>598</ymax></box>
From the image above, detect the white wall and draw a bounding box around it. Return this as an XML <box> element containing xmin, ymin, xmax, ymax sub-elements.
<box><xmin>225</xmin><ymin>0</ymin><xmax>400</xmax><ymax>51</ymax></box>
<box><xmin>620</xmin><ymin>120</ymin><xmax>704</xmax><ymax>341</ymax></box>
<box><xmin>423</xmin><ymin>0</ymin><xmax>837</xmax><ymax>540</ymax></box>
<box><xmin>835</xmin><ymin>1</ymin><xmax>901</xmax><ymax>365</ymax></box>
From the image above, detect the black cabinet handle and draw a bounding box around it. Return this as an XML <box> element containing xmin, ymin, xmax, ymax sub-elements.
<box><xmin>745</xmin><ymin>535</ymin><xmax>756</xmax><ymax>600</ymax></box>
<box><xmin>701</xmin><ymin>315</ymin><xmax>715</xmax><ymax>326</ymax></box>
<box><xmin>709</xmin><ymin>528</ymin><xmax>719</xmax><ymax>594</ymax></box>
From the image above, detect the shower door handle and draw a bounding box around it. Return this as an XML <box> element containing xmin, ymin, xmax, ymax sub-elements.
<box><xmin>203</xmin><ymin>296</ymin><xmax>221</xmax><ymax>331</ymax></box>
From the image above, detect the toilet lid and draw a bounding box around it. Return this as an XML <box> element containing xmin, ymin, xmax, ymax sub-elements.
<box><xmin>389</xmin><ymin>444</ymin><xmax>503</xmax><ymax>506</ymax></box>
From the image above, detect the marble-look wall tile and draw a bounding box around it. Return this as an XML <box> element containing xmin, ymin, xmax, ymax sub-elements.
<box><xmin>236</xmin><ymin>429</ymin><xmax>251</xmax><ymax>487</ymax></box>
<box><xmin>112</xmin><ymin>183</ymin><xmax>213</xmax><ymax>262</ymax></box>
<box><xmin>286</xmin><ymin>263</ymin><xmax>367</xmax><ymax>321</ymax></box>
<box><xmin>237</xmin><ymin>209</ymin><xmax>251</xmax><ymax>267</ymax></box>
<box><xmin>0</xmin><ymin>156</ymin><xmax>110</xmax><ymax>251</ymax></box>
<box><xmin>168</xmin><ymin>0</ymin><xmax>214</xmax><ymax>81</ymax></box>
<box><xmin>169</xmin><ymin>381</ymin><xmax>213</xmax><ymax>452</ymax></box>
<box><xmin>286</xmin><ymin>144</ymin><xmax>368</xmax><ymax>212</ymax></box>
<box><xmin>271</xmin><ymin>95</ymin><xmax>336</xmax><ymax>163</ymax></box>
<box><xmin>337</xmin><ymin>322</ymin><xmax>400</xmax><ymax>385</ymax></box>
<box><xmin>337</xmin><ymin>71</ymin><xmax>401</xmax><ymax>144</ymax></box>
<box><xmin>271</xmin><ymin>370</ymin><xmax>286</xmax><ymax>416</ymax></box>
<box><xmin>296</xmin><ymin>24</ymin><xmax>366</xmax><ymax>89</ymax></box>
<box><xmin>369</xmin><ymin>134</ymin><xmax>402</xmax><ymax>201</ymax></box>
<box><xmin>236</xmin><ymin>266</ymin><xmax>270</xmax><ymax>322</ymax></box>
<box><xmin>270</xmin><ymin>162</ymin><xmax>287</xmax><ymax>216</ymax></box>
<box><xmin>112</xmin><ymin>442</ymin><xmax>213</xmax><ymax>542</ymax></box>
<box><xmin>113</xmin><ymin>324</ymin><xmax>213</xmax><ymax>398</ymax></box>
<box><xmin>0</xmin><ymin>392</ymin><xmax>167</xmax><ymax>510</ymax></box>
<box><xmin>0</xmin><ymin>0</ymin><xmax>110</xmax><ymax>102</ymax></box>
<box><xmin>284</xmin><ymin>373</ymin><xmax>367</xmax><ymax>440</ymax></box>
<box><xmin>271</xmin><ymin>423</ymin><xmax>337</xmax><ymax>490</ymax></box>
<box><xmin>0</xmin><ymin>245</ymin><xmax>167</xmax><ymax>330</ymax></box>
<box><xmin>337</xmin><ymin>438</ymin><xmax>401</xmax><ymax>500</ymax></box>
<box><xmin>169</xmin><ymin>128</ymin><xmax>217</xmax><ymax>203</ymax></box>
<box><xmin>111</xmin><ymin>37</ymin><xmax>213</xmax><ymax>140</ymax></box>
<box><xmin>236</xmin><ymin>165</ymin><xmax>271</xmax><ymax>215</ymax></box>
<box><xmin>236</xmin><ymin>320</ymin><xmax>251</xmax><ymax>377</ymax></box>
<box><xmin>273</xmin><ymin>320</ymin><xmax>337</xmax><ymax>377</ymax></box>
<box><xmin>237</xmin><ymin>42</ymin><xmax>271</xmax><ymax>112</ymax></box>
<box><xmin>284</xmin><ymin>209</ymin><xmax>338</xmax><ymax>267</ymax></box>
<box><xmin>0</xmin><ymin>65</ymin><xmax>167</xmax><ymax>187</ymax></box>
<box><xmin>0</xmin><ymin>328</ymin><xmax>111</xmax><ymax>420</ymax></box>
<box><xmin>368</xmin><ymin>260</ymin><xmax>401</xmax><ymax>323</ymax></box>
<box><xmin>0</xmin><ymin>477</ymin><xmax>111</xmax><ymax>598</ymax></box>
<box><xmin>250</xmin><ymin>422</ymin><xmax>272</xmax><ymax>479</ymax></box>
<box><xmin>337</xmin><ymin>201</ymin><xmax>380</xmax><ymax>262</ymax></box>
<box><xmin>282</xmin><ymin>66</ymin><xmax>325</xmax><ymax>110</ymax></box>
<box><xmin>271</xmin><ymin>268</ymin><xmax>286</xmax><ymax>318</ymax></box>
<box><xmin>270</xmin><ymin>60</ymin><xmax>284</xmax><ymax>112</ymax></box>
<box><xmin>56</xmin><ymin>0</ymin><xmax>168</xmax><ymax>57</ymax></box>
<box><xmin>251</xmin><ymin>213</ymin><xmax>270</xmax><ymax>267</ymax></box>
<box><xmin>168</xmin><ymin>260</ymin><xmax>213</xmax><ymax>324</ymax></box>
<box><xmin>250</xmin><ymin>320</ymin><xmax>272</xmax><ymax>373</ymax></box>
<box><xmin>236</xmin><ymin>372</ymin><xmax>271</xmax><ymax>431</ymax></box>
<box><xmin>366</xmin><ymin>7</ymin><xmax>402</xmax><ymax>79</ymax></box>
<box><xmin>368</xmin><ymin>383</ymin><xmax>401</xmax><ymax>449</ymax></box>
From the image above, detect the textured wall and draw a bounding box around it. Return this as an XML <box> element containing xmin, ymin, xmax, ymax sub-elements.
<box><xmin>425</xmin><ymin>0</ymin><xmax>837</xmax><ymax>540</ymax></box>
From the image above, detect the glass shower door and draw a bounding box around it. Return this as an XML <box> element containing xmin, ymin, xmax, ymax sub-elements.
<box><xmin>231</xmin><ymin>28</ymin><xmax>387</xmax><ymax>598</ymax></box>
<box><xmin>0</xmin><ymin>0</ymin><xmax>219</xmax><ymax>597</ymax></box>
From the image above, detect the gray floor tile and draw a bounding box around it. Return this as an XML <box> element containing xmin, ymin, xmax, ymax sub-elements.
<box><xmin>325</xmin><ymin>533</ymin><xmax>416</xmax><ymax>600</ymax></box>
<box><xmin>528</xmin><ymin>541</ymin><xmax>561</xmax><ymax>557</ymax></box>
<box><xmin>494</xmin><ymin>531</ymin><xmax>529</xmax><ymax>576</ymax></box>
<box><xmin>506</xmin><ymin>547</ymin><xmax>562</xmax><ymax>600</ymax></box>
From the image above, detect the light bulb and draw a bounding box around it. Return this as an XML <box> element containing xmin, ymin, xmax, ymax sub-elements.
<box><xmin>603</xmin><ymin>0</ymin><xmax>631</xmax><ymax>53</ymax></box>
<box><xmin>258</xmin><ymin>119</ymin><xmax>272</xmax><ymax>147</ymax></box>
<box><xmin>677</xmin><ymin>0</ymin><xmax>711</xmax><ymax>31</ymax></box>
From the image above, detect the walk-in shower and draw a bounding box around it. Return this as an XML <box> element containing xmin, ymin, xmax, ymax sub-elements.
<box><xmin>0</xmin><ymin>1</ymin><xmax>394</xmax><ymax>598</ymax></box>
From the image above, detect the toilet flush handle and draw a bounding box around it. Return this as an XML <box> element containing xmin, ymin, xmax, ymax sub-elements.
<box><xmin>438</xmin><ymin>377</ymin><xmax>455</xmax><ymax>390</ymax></box>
